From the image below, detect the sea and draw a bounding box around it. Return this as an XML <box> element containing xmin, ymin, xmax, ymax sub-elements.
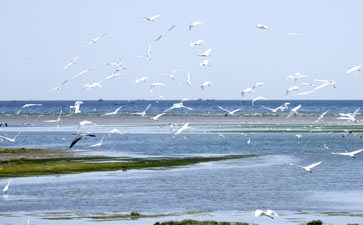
<box><xmin>0</xmin><ymin>100</ymin><xmax>363</xmax><ymax>224</ymax></box>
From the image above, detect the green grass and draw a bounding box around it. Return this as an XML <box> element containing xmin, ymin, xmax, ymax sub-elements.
<box><xmin>0</xmin><ymin>148</ymin><xmax>255</xmax><ymax>178</ymax></box>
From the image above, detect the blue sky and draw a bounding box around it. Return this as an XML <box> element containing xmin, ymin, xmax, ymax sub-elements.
<box><xmin>1</xmin><ymin>0</ymin><xmax>363</xmax><ymax>100</ymax></box>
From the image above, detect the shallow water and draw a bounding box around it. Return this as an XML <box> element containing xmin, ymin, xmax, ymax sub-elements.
<box><xmin>1</xmin><ymin>100</ymin><xmax>363</xmax><ymax>224</ymax></box>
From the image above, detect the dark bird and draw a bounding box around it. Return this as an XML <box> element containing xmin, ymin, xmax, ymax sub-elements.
<box><xmin>69</xmin><ymin>133</ymin><xmax>96</xmax><ymax>149</ymax></box>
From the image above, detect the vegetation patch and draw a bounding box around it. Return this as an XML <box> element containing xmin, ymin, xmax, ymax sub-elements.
<box><xmin>0</xmin><ymin>148</ymin><xmax>255</xmax><ymax>178</ymax></box>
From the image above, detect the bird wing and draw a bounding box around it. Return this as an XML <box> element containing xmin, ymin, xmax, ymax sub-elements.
<box><xmin>255</xmin><ymin>210</ymin><xmax>264</xmax><ymax>217</ymax></box>
<box><xmin>69</xmin><ymin>134</ymin><xmax>83</xmax><ymax>149</ymax></box>
<box><xmin>351</xmin><ymin>149</ymin><xmax>363</xmax><ymax>156</ymax></box>
<box><xmin>231</xmin><ymin>107</ymin><xmax>242</xmax><ymax>113</ymax></box>
<box><xmin>218</xmin><ymin>106</ymin><xmax>230</xmax><ymax>113</ymax></box>
<box><xmin>305</xmin><ymin>161</ymin><xmax>322</xmax><ymax>170</ymax></box>
<box><xmin>266</xmin><ymin>210</ymin><xmax>278</xmax><ymax>217</ymax></box>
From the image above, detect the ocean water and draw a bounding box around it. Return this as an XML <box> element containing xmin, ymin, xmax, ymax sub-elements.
<box><xmin>0</xmin><ymin>99</ymin><xmax>362</xmax><ymax>116</ymax></box>
<box><xmin>0</xmin><ymin>100</ymin><xmax>363</xmax><ymax>222</ymax></box>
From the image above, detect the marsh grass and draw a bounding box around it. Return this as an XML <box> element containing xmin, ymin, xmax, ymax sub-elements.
<box><xmin>0</xmin><ymin>148</ymin><xmax>255</xmax><ymax>177</ymax></box>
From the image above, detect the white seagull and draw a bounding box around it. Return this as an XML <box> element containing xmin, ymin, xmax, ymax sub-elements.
<box><xmin>286</xmin><ymin>104</ymin><xmax>302</xmax><ymax>118</ymax></box>
<box><xmin>262</xmin><ymin>102</ymin><xmax>290</xmax><ymax>113</ymax></box>
<box><xmin>79</xmin><ymin>120</ymin><xmax>96</xmax><ymax>126</ymax></box>
<box><xmin>218</xmin><ymin>106</ymin><xmax>242</xmax><ymax>116</ymax></box>
<box><xmin>337</xmin><ymin>108</ymin><xmax>360</xmax><ymax>123</ymax></box>
<box><xmin>155</xmin><ymin>25</ymin><xmax>176</xmax><ymax>42</ymax></box>
<box><xmin>252</xmin><ymin>82</ymin><xmax>266</xmax><ymax>89</ymax></box>
<box><xmin>132</xmin><ymin>104</ymin><xmax>151</xmax><ymax>117</ymax></box>
<box><xmin>138</xmin><ymin>44</ymin><xmax>152</xmax><ymax>60</ymax></box>
<box><xmin>161</xmin><ymin>69</ymin><xmax>178</xmax><ymax>80</ymax></box>
<box><xmin>199</xmin><ymin>59</ymin><xmax>210</xmax><ymax>67</ymax></box>
<box><xmin>331</xmin><ymin>149</ymin><xmax>363</xmax><ymax>158</ymax></box>
<box><xmin>175</xmin><ymin>122</ymin><xmax>190</xmax><ymax>135</ymax></box>
<box><xmin>314</xmin><ymin>110</ymin><xmax>329</xmax><ymax>123</ymax></box>
<box><xmin>165</xmin><ymin>99</ymin><xmax>193</xmax><ymax>112</ymax></box>
<box><xmin>198</xmin><ymin>48</ymin><xmax>212</xmax><ymax>57</ymax></box>
<box><xmin>44</xmin><ymin>110</ymin><xmax>62</xmax><ymax>123</ymax></box>
<box><xmin>150</xmin><ymin>82</ymin><xmax>165</xmax><ymax>94</ymax></box>
<box><xmin>16</xmin><ymin>104</ymin><xmax>42</xmax><ymax>115</ymax></box>
<box><xmin>189</xmin><ymin>21</ymin><xmax>202</xmax><ymax>31</ymax></box>
<box><xmin>69</xmin><ymin>101</ymin><xmax>83</xmax><ymax>114</ymax></box>
<box><xmin>241</xmin><ymin>87</ymin><xmax>255</xmax><ymax>98</ymax></box>
<box><xmin>104</xmin><ymin>69</ymin><xmax>121</xmax><ymax>80</ymax></box>
<box><xmin>180</xmin><ymin>73</ymin><xmax>192</xmax><ymax>86</ymax></box>
<box><xmin>142</xmin><ymin>14</ymin><xmax>161</xmax><ymax>22</ymax></box>
<box><xmin>3</xmin><ymin>179</ymin><xmax>11</xmax><ymax>194</ymax></box>
<box><xmin>190</xmin><ymin>39</ymin><xmax>205</xmax><ymax>47</ymax></box>
<box><xmin>72</xmin><ymin>68</ymin><xmax>92</xmax><ymax>80</ymax></box>
<box><xmin>150</xmin><ymin>112</ymin><xmax>165</xmax><ymax>121</ymax></box>
<box><xmin>252</xmin><ymin>96</ymin><xmax>268</xmax><ymax>106</ymax></box>
<box><xmin>200</xmin><ymin>81</ymin><xmax>212</xmax><ymax>90</ymax></box>
<box><xmin>255</xmin><ymin>209</ymin><xmax>278</xmax><ymax>219</ymax></box>
<box><xmin>288</xmin><ymin>32</ymin><xmax>300</xmax><ymax>37</ymax></box>
<box><xmin>64</xmin><ymin>56</ymin><xmax>79</xmax><ymax>70</ymax></box>
<box><xmin>286</xmin><ymin>73</ymin><xmax>307</xmax><ymax>84</ymax></box>
<box><xmin>256</xmin><ymin>24</ymin><xmax>269</xmax><ymax>30</ymax></box>
<box><xmin>135</xmin><ymin>76</ymin><xmax>149</xmax><ymax>84</ymax></box>
<box><xmin>89</xmin><ymin>136</ymin><xmax>105</xmax><ymax>148</ymax></box>
<box><xmin>286</xmin><ymin>85</ymin><xmax>299</xmax><ymax>96</ymax></box>
<box><xmin>103</xmin><ymin>106</ymin><xmax>123</xmax><ymax>116</ymax></box>
<box><xmin>289</xmin><ymin>161</ymin><xmax>322</xmax><ymax>173</ymax></box>
<box><xmin>86</xmin><ymin>33</ymin><xmax>107</xmax><ymax>47</ymax></box>
<box><xmin>83</xmin><ymin>81</ymin><xmax>102</xmax><ymax>90</ymax></box>
<box><xmin>346</xmin><ymin>65</ymin><xmax>362</xmax><ymax>74</ymax></box>
<box><xmin>0</xmin><ymin>131</ymin><xmax>22</xmax><ymax>142</ymax></box>
<box><xmin>109</xmin><ymin>128</ymin><xmax>122</xmax><ymax>135</ymax></box>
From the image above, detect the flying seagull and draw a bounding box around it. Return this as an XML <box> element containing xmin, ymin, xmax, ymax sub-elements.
<box><xmin>138</xmin><ymin>44</ymin><xmax>152</xmax><ymax>60</ymax></box>
<box><xmin>132</xmin><ymin>104</ymin><xmax>151</xmax><ymax>117</ymax></box>
<box><xmin>346</xmin><ymin>65</ymin><xmax>361</xmax><ymax>74</ymax></box>
<box><xmin>2</xmin><ymin>179</ymin><xmax>11</xmax><ymax>194</ymax></box>
<box><xmin>155</xmin><ymin>25</ymin><xmax>176</xmax><ymax>42</ymax></box>
<box><xmin>256</xmin><ymin>24</ymin><xmax>269</xmax><ymax>30</ymax></box>
<box><xmin>135</xmin><ymin>76</ymin><xmax>149</xmax><ymax>84</ymax></box>
<box><xmin>64</xmin><ymin>56</ymin><xmax>79</xmax><ymax>70</ymax></box>
<box><xmin>16</xmin><ymin>104</ymin><xmax>42</xmax><ymax>115</ymax></box>
<box><xmin>142</xmin><ymin>14</ymin><xmax>161</xmax><ymax>22</ymax></box>
<box><xmin>286</xmin><ymin>104</ymin><xmax>302</xmax><ymax>118</ymax></box>
<box><xmin>189</xmin><ymin>21</ymin><xmax>202</xmax><ymax>31</ymax></box>
<box><xmin>190</xmin><ymin>39</ymin><xmax>205</xmax><ymax>47</ymax></box>
<box><xmin>103</xmin><ymin>106</ymin><xmax>123</xmax><ymax>116</ymax></box>
<box><xmin>69</xmin><ymin>133</ymin><xmax>96</xmax><ymax>149</ymax></box>
<box><xmin>86</xmin><ymin>33</ymin><xmax>107</xmax><ymax>47</ymax></box>
<box><xmin>255</xmin><ymin>209</ymin><xmax>278</xmax><ymax>219</ymax></box>
<box><xmin>161</xmin><ymin>69</ymin><xmax>178</xmax><ymax>80</ymax></box>
<box><xmin>218</xmin><ymin>106</ymin><xmax>242</xmax><ymax>116</ymax></box>
<box><xmin>289</xmin><ymin>161</ymin><xmax>322</xmax><ymax>173</ymax></box>
<box><xmin>0</xmin><ymin>131</ymin><xmax>22</xmax><ymax>142</ymax></box>
<box><xmin>331</xmin><ymin>149</ymin><xmax>363</xmax><ymax>158</ymax></box>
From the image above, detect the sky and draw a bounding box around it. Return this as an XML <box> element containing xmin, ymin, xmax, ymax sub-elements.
<box><xmin>1</xmin><ymin>0</ymin><xmax>363</xmax><ymax>100</ymax></box>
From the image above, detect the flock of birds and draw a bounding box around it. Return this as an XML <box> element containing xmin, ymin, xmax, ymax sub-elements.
<box><xmin>2</xmin><ymin>14</ymin><xmax>363</xmax><ymax>223</ymax></box>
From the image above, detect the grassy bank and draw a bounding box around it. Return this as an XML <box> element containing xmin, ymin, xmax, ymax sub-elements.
<box><xmin>0</xmin><ymin>148</ymin><xmax>255</xmax><ymax>178</ymax></box>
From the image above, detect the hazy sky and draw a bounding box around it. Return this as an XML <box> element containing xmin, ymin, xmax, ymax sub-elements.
<box><xmin>1</xmin><ymin>0</ymin><xmax>363</xmax><ymax>100</ymax></box>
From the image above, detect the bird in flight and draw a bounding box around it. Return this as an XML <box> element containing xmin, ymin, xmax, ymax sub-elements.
<box><xmin>190</xmin><ymin>39</ymin><xmax>205</xmax><ymax>47</ymax></box>
<box><xmin>86</xmin><ymin>33</ymin><xmax>107</xmax><ymax>47</ymax></box>
<box><xmin>161</xmin><ymin>69</ymin><xmax>178</xmax><ymax>80</ymax></box>
<box><xmin>138</xmin><ymin>44</ymin><xmax>152</xmax><ymax>60</ymax></box>
<box><xmin>64</xmin><ymin>56</ymin><xmax>79</xmax><ymax>70</ymax></box>
<box><xmin>286</xmin><ymin>104</ymin><xmax>302</xmax><ymax>118</ymax></box>
<box><xmin>135</xmin><ymin>76</ymin><xmax>149</xmax><ymax>84</ymax></box>
<box><xmin>200</xmin><ymin>81</ymin><xmax>212</xmax><ymax>90</ymax></box>
<box><xmin>255</xmin><ymin>209</ymin><xmax>278</xmax><ymax>219</ymax></box>
<box><xmin>69</xmin><ymin>133</ymin><xmax>96</xmax><ymax>149</ymax></box>
<box><xmin>132</xmin><ymin>104</ymin><xmax>151</xmax><ymax>117</ymax></box>
<box><xmin>256</xmin><ymin>24</ymin><xmax>269</xmax><ymax>30</ymax></box>
<box><xmin>142</xmin><ymin>14</ymin><xmax>161</xmax><ymax>22</ymax></box>
<box><xmin>16</xmin><ymin>104</ymin><xmax>42</xmax><ymax>115</ymax></box>
<box><xmin>189</xmin><ymin>21</ymin><xmax>202</xmax><ymax>31</ymax></box>
<box><xmin>2</xmin><ymin>179</ymin><xmax>11</xmax><ymax>194</ymax></box>
<box><xmin>218</xmin><ymin>106</ymin><xmax>242</xmax><ymax>116</ymax></box>
<box><xmin>103</xmin><ymin>106</ymin><xmax>123</xmax><ymax>116</ymax></box>
<box><xmin>346</xmin><ymin>65</ymin><xmax>361</xmax><ymax>74</ymax></box>
<box><xmin>289</xmin><ymin>161</ymin><xmax>322</xmax><ymax>173</ymax></box>
<box><xmin>155</xmin><ymin>25</ymin><xmax>176</xmax><ymax>42</ymax></box>
<box><xmin>0</xmin><ymin>131</ymin><xmax>22</xmax><ymax>142</ymax></box>
<box><xmin>331</xmin><ymin>149</ymin><xmax>363</xmax><ymax>158</ymax></box>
